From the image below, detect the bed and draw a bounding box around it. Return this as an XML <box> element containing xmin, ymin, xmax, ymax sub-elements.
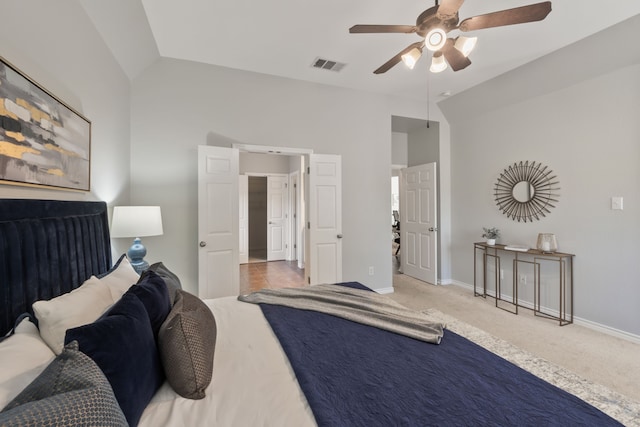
<box><xmin>0</xmin><ymin>199</ymin><xmax>638</xmax><ymax>426</ymax></box>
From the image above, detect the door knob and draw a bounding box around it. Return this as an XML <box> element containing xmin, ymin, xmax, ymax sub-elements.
<box><xmin>199</xmin><ymin>241</ymin><xmax>207</xmax><ymax>247</ymax></box>
<box><xmin>337</xmin><ymin>234</ymin><xmax>343</xmax><ymax>239</ymax></box>
<box><xmin>429</xmin><ymin>227</ymin><xmax>439</xmax><ymax>232</ymax></box>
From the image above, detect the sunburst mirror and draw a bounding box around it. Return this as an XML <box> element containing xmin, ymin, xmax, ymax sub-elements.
<box><xmin>494</xmin><ymin>161</ymin><xmax>560</xmax><ymax>222</ymax></box>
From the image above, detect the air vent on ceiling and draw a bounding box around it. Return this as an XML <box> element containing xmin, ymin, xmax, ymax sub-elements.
<box><xmin>311</xmin><ymin>57</ymin><xmax>346</xmax><ymax>72</ymax></box>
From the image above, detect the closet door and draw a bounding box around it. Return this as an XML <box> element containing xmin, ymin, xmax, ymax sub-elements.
<box><xmin>307</xmin><ymin>154</ymin><xmax>342</xmax><ymax>285</ymax></box>
<box><xmin>267</xmin><ymin>175</ymin><xmax>288</xmax><ymax>261</ymax></box>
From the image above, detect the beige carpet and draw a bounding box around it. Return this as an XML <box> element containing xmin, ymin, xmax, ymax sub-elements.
<box><xmin>390</xmin><ymin>272</ymin><xmax>640</xmax><ymax>408</ymax></box>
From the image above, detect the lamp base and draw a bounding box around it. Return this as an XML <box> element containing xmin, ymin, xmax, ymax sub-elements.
<box><xmin>127</xmin><ymin>237</ymin><xmax>149</xmax><ymax>274</ymax></box>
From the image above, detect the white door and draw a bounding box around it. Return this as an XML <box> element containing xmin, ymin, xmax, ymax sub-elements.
<box><xmin>197</xmin><ymin>145</ymin><xmax>239</xmax><ymax>298</ymax></box>
<box><xmin>307</xmin><ymin>154</ymin><xmax>342</xmax><ymax>285</ymax></box>
<box><xmin>239</xmin><ymin>174</ymin><xmax>249</xmax><ymax>264</ymax></box>
<box><xmin>401</xmin><ymin>163</ymin><xmax>437</xmax><ymax>284</ymax></box>
<box><xmin>267</xmin><ymin>175</ymin><xmax>288</xmax><ymax>261</ymax></box>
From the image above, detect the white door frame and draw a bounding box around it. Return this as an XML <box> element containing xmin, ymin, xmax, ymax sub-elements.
<box><xmin>239</xmin><ymin>174</ymin><xmax>249</xmax><ymax>264</ymax></box>
<box><xmin>288</xmin><ymin>170</ymin><xmax>300</xmax><ymax>263</ymax></box>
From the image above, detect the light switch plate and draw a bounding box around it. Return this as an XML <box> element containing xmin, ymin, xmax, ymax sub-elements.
<box><xmin>611</xmin><ymin>196</ymin><xmax>623</xmax><ymax>210</ymax></box>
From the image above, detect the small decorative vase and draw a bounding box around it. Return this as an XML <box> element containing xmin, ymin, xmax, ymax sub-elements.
<box><xmin>536</xmin><ymin>233</ymin><xmax>558</xmax><ymax>253</ymax></box>
<box><xmin>486</xmin><ymin>238</ymin><xmax>496</xmax><ymax>246</ymax></box>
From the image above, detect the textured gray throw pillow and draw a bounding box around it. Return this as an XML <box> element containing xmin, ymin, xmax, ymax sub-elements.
<box><xmin>144</xmin><ymin>262</ymin><xmax>182</xmax><ymax>304</ymax></box>
<box><xmin>0</xmin><ymin>341</ymin><xmax>127</xmax><ymax>427</ymax></box>
<box><xmin>158</xmin><ymin>289</ymin><xmax>216</xmax><ymax>399</ymax></box>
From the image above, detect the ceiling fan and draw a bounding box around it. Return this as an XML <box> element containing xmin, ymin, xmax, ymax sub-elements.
<box><xmin>349</xmin><ymin>0</ymin><xmax>552</xmax><ymax>74</ymax></box>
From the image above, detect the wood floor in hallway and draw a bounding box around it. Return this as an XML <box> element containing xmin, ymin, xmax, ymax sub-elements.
<box><xmin>240</xmin><ymin>260</ymin><xmax>306</xmax><ymax>294</ymax></box>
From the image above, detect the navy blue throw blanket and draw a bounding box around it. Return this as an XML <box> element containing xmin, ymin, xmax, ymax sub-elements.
<box><xmin>259</xmin><ymin>282</ymin><xmax>621</xmax><ymax>427</ymax></box>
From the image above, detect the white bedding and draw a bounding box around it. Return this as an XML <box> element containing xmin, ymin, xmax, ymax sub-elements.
<box><xmin>138</xmin><ymin>296</ymin><xmax>315</xmax><ymax>426</ymax></box>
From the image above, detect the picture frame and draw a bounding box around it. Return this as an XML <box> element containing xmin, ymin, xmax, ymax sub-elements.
<box><xmin>0</xmin><ymin>55</ymin><xmax>91</xmax><ymax>191</ymax></box>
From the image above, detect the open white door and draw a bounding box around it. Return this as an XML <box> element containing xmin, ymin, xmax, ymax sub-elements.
<box><xmin>401</xmin><ymin>162</ymin><xmax>437</xmax><ymax>285</ymax></box>
<box><xmin>238</xmin><ymin>174</ymin><xmax>248</xmax><ymax>264</ymax></box>
<box><xmin>307</xmin><ymin>154</ymin><xmax>342</xmax><ymax>285</ymax></box>
<box><xmin>197</xmin><ymin>145</ymin><xmax>239</xmax><ymax>298</ymax></box>
<box><xmin>267</xmin><ymin>174</ymin><xmax>288</xmax><ymax>261</ymax></box>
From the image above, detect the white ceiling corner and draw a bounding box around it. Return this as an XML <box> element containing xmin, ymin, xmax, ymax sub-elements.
<box><xmin>80</xmin><ymin>0</ymin><xmax>160</xmax><ymax>81</ymax></box>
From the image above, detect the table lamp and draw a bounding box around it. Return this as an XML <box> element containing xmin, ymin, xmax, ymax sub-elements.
<box><xmin>111</xmin><ymin>206</ymin><xmax>163</xmax><ymax>273</ymax></box>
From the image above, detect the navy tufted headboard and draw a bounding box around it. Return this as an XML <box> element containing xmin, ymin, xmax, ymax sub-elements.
<box><xmin>0</xmin><ymin>199</ymin><xmax>112</xmax><ymax>336</ymax></box>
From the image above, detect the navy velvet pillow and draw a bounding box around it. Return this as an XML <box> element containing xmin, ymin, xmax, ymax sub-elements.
<box><xmin>65</xmin><ymin>292</ymin><xmax>164</xmax><ymax>427</ymax></box>
<box><xmin>129</xmin><ymin>270</ymin><xmax>172</xmax><ymax>337</ymax></box>
<box><xmin>143</xmin><ymin>262</ymin><xmax>183</xmax><ymax>305</ymax></box>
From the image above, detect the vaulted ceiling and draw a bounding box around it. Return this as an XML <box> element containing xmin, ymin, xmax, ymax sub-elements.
<box><xmin>83</xmin><ymin>1</ymin><xmax>640</xmax><ymax>104</ymax></box>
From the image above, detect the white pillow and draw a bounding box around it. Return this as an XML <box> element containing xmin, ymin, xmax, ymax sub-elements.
<box><xmin>99</xmin><ymin>255</ymin><xmax>140</xmax><ymax>302</ymax></box>
<box><xmin>0</xmin><ymin>318</ymin><xmax>56</xmax><ymax>408</ymax></box>
<box><xmin>33</xmin><ymin>276</ymin><xmax>114</xmax><ymax>355</ymax></box>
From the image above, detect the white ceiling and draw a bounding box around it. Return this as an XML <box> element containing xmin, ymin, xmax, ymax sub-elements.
<box><xmin>86</xmin><ymin>1</ymin><xmax>640</xmax><ymax>104</ymax></box>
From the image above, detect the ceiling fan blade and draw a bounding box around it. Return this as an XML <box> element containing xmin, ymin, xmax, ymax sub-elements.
<box><xmin>441</xmin><ymin>39</ymin><xmax>471</xmax><ymax>71</ymax></box>
<box><xmin>374</xmin><ymin>42</ymin><xmax>424</xmax><ymax>74</ymax></box>
<box><xmin>349</xmin><ymin>24</ymin><xmax>417</xmax><ymax>34</ymax></box>
<box><xmin>458</xmin><ymin>1</ymin><xmax>552</xmax><ymax>32</ymax></box>
<box><xmin>436</xmin><ymin>0</ymin><xmax>465</xmax><ymax>20</ymax></box>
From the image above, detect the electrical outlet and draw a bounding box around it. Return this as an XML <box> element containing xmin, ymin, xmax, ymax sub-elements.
<box><xmin>519</xmin><ymin>274</ymin><xmax>526</xmax><ymax>285</ymax></box>
<box><xmin>368</xmin><ymin>266</ymin><xmax>374</xmax><ymax>276</ymax></box>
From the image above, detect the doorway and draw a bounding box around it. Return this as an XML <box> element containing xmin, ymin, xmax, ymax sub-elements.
<box><xmin>391</xmin><ymin>116</ymin><xmax>440</xmax><ymax>285</ymax></box>
<box><xmin>248</xmin><ymin>176</ymin><xmax>268</xmax><ymax>262</ymax></box>
<box><xmin>238</xmin><ymin>153</ymin><xmax>305</xmax><ymax>293</ymax></box>
<box><xmin>245</xmin><ymin>173</ymin><xmax>289</xmax><ymax>263</ymax></box>
<box><xmin>391</xmin><ymin>174</ymin><xmax>401</xmax><ymax>273</ymax></box>
<box><xmin>198</xmin><ymin>145</ymin><xmax>342</xmax><ymax>299</ymax></box>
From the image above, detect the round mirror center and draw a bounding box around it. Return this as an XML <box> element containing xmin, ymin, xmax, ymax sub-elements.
<box><xmin>512</xmin><ymin>181</ymin><xmax>534</xmax><ymax>203</ymax></box>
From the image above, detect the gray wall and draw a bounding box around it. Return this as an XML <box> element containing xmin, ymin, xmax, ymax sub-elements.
<box><xmin>0</xmin><ymin>0</ymin><xmax>132</xmax><ymax>258</ymax></box>
<box><xmin>407</xmin><ymin>122</ymin><xmax>440</xmax><ymax>167</ymax></box>
<box><xmin>391</xmin><ymin>132</ymin><xmax>408</xmax><ymax>166</ymax></box>
<box><xmin>240</xmin><ymin>152</ymin><xmax>291</xmax><ymax>174</ymax></box>
<box><xmin>441</xmin><ymin>16</ymin><xmax>640</xmax><ymax>338</ymax></box>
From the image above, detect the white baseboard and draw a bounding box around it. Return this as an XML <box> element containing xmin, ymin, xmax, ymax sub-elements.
<box><xmin>449</xmin><ymin>281</ymin><xmax>640</xmax><ymax>344</ymax></box>
<box><xmin>572</xmin><ymin>316</ymin><xmax>640</xmax><ymax>344</ymax></box>
<box><xmin>376</xmin><ymin>286</ymin><xmax>395</xmax><ymax>295</ymax></box>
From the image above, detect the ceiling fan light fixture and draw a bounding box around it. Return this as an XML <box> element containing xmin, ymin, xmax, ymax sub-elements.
<box><xmin>401</xmin><ymin>47</ymin><xmax>422</xmax><ymax>69</ymax></box>
<box><xmin>454</xmin><ymin>36</ymin><xmax>477</xmax><ymax>57</ymax></box>
<box><xmin>425</xmin><ymin>28</ymin><xmax>447</xmax><ymax>51</ymax></box>
<box><xmin>430</xmin><ymin>52</ymin><xmax>447</xmax><ymax>73</ymax></box>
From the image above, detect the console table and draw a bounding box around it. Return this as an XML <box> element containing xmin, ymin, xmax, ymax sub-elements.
<box><xmin>473</xmin><ymin>242</ymin><xmax>574</xmax><ymax>326</ymax></box>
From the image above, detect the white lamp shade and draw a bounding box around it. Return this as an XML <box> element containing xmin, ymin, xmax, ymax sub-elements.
<box><xmin>401</xmin><ymin>47</ymin><xmax>422</xmax><ymax>69</ymax></box>
<box><xmin>429</xmin><ymin>52</ymin><xmax>448</xmax><ymax>73</ymax></box>
<box><xmin>454</xmin><ymin>36</ymin><xmax>477</xmax><ymax>57</ymax></box>
<box><xmin>111</xmin><ymin>206</ymin><xmax>163</xmax><ymax>238</ymax></box>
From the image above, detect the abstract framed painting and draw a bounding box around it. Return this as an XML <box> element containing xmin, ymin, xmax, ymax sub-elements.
<box><xmin>0</xmin><ymin>56</ymin><xmax>91</xmax><ymax>191</ymax></box>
